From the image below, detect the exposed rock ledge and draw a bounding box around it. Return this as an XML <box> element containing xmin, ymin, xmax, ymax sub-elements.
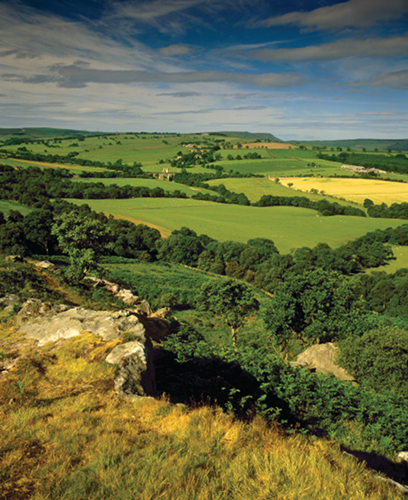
<box><xmin>16</xmin><ymin>299</ymin><xmax>156</xmax><ymax>398</ymax></box>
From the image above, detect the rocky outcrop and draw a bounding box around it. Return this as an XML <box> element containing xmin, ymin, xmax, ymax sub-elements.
<box><xmin>17</xmin><ymin>300</ymin><xmax>156</xmax><ymax>398</ymax></box>
<box><xmin>0</xmin><ymin>294</ymin><xmax>23</xmax><ymax>312</ymax></box>
<box><xmin>106</xmin><ymin>340</ymin><xmax>156</xmax><ymax>399</ymax></box>
<box><xmin>293</xmin><ymin>343</ymin><xmax>354</xmax><ymax>381</ymax></box>
<box><xmin>85</xmin><ymin>277</ymin><xmax>152</xmax><ymax>315</ymax></box>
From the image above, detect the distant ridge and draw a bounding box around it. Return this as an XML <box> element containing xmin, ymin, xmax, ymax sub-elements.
<box><xmin>214</xmin><ymin>131</ymin><xmax>282</xmax><ymax>142</ymax></box>
<box><xmin>0</xmin><ymin>127</ymin><xmax>99</xmax><ymax>140</ymax></box>
<box><xmin>291</xmin><ymin>138</ymin><xmax>408</xmax><ymax>151</ymax></box>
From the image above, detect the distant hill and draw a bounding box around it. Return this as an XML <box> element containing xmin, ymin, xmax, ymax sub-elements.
<box><xmin>0</xmin><ymin>127</ymin><xmax>99</xmax><ymax>140</ymax></box>
<box><xmin>291</xmin><ymin>138</ymin><xmax>408</xmax><ymax>151</ymax></box>
<box><xmin>214</xmin><ymin>131</ymin><xmax>282</xmax><ymax>142</ymax></box>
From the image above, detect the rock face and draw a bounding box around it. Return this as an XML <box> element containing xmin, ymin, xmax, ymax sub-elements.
<box><xmin>294</xmin><ymin>343</ymin><xmax>354</xmax><ymax>381</ymax></box>
<box><xmin>85</xmin><ymin>277</ymin><xmax>152</xmax><ymax>315</ymax></box>
<box><xmin>17</xmin><ymin>301</ymin><xmax>155</xmax><ymax>398</ymax></box>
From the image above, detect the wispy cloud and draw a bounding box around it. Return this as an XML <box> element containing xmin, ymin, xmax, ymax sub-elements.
<box><xmin>2</xmin><ymin>63</ymin><xmax>308</xmax><ymax>89</ymax></box>
<box><xmin>350</xmin><ymin>69</ymin><xmax>408</xmax><ymax>89</ymax></box>
<box><xmin>258</xmin><ymin>0</ymin><xmax>408</xmax><ymax>31</ymax></box>
<box><xmin>244</xmin><ymin>35</ymin><xmax>408</xmax><ymax>62</ymax></box>
<box><xmin>159</xmin><ymin>44</ymin><xmax>192</xmax><ymax>56</ymax></box>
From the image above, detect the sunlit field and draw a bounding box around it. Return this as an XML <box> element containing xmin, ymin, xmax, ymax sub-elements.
<box><xmin>280</xmin><ymin>177</ymin><xmax>408</xmax><ymax>205</ymax></box>
<box><xmin>67</xmin><ymin>198</ymin><xmax>406</xmax><ymax>254</ymax></box>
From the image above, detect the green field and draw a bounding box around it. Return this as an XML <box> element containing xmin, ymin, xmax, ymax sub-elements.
<box><xmin>67</xmin><ymin>197</ymin><xmax>406</xmax><ymax>254</ymax></box>
<box><xmin>73</xmin><ymin>177</ymin><xmax>214</xmax><ymax>196</ymax></box>
<box><xmin>0</xmin><ymin>200</ymin><xmax>32</xmax><ymax>217</ymax></box>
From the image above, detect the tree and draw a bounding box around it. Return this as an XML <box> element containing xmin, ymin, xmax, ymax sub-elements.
<box><xmin>51</xmin><ymin>211</ymin><xmax>112</xmax><ymax>283</ymax></box>
<box><xmin>337</xmin><ymin>326</ymin><xmax>408</xmax><ymax>398</ymax></box>
<box><xmin>197</xmin><ymin>280</ymin><xmax>259</xmax><ymax>347</ymax></box>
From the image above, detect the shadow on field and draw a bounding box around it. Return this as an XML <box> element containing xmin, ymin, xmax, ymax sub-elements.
<box><xmin>153</xmin><ymin>347</ymin><xmax>293</xmax><ymax>423</ymax></box>
<box><xmin>341</xmin><ymin>447</ymin><xmax>408</xmax><ymax>487</ymax></box>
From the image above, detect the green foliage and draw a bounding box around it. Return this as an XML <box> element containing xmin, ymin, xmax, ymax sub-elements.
<box><xmin>51</xmin><ymin>211</ymin><xmax>113</xmax><ymax>283</ymax></box>
<box><xmin>337</xmin><ymin>326</ymin><xmax>408</xmax><ymax>398</ymax></box>
<box><xmin>262</xmin><ymin>269</ymin><xmax>378</xmax><ymax>348</ymax></box>
<box><xmin>196</xmin><ymin>279</ymin><xmax>259</xmax><ymax>345</ymax></box>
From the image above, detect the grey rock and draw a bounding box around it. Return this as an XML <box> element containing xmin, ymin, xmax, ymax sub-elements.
<box><xmin>19</xmin><ymin>307</ymin><xmax>146</xmax><ymax>345</ymax></box>
<box><xmin>106</xmin><ymin>340</ymin><xmax>156</xmax><ymax>398</ymax></box>
<box><xmin>397</xmin><ymin>452</ymin><xmax>408</xmax><ymax>464</ymax></box>
<box><xmin>5</xmin><ymin>255</ymin><xmax>23</xmax><ymax>263</ymax></box>
<box><xmin>296</xmin><ymin>343</ymin><xmax>354</xmax><ymax>381</ymax></box>
<box><xmin>34</xmin><ymin>260</ymin><xmax>60</xmax><ymax>273</ymax></box>
<box><xmin>16</xmin><ymin>299</ymin><xmax>70</xmax><ymax>326</ymax></box>
<box><xmin>0</xmin><ymin>294</ymin><xmax>22</xmax><ymax>311</ymax></box>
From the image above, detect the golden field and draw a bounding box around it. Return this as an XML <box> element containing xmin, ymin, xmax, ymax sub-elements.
<box><xmin>280</xmin><ymin>177</ymin><xmax>408</xmax><ymax>205</ymax></box>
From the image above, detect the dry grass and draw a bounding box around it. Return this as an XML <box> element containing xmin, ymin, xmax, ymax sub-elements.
<box><xmin>280</xmin><ymin>177</ymin><xmax>408</xmax><ymax>205</ymax></box>
<box><xmin>0</xmin><ymin>318</ymin><xmax>404</xmax><ymax>500</ymax></box>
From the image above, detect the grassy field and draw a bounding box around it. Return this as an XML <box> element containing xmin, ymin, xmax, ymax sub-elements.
<box><xmin>0</xmin><ymin>200</ymin><xmax>32</xmax><ymax>217</ymax></box>
<box><xmin>206</xmin><ymin>177</ymin><xmax>366</xmax><ymax>207</ymax></box>
<box><xmin>67</xmin><ymin>198</ymin><xmax>406</xmax><ymax>254</ymax></box>
<box><xmin>280</xmin><ymin>177</ymin><xmax>408</xmax><ymax>205</ymax></box>
<box><xmin>73</xmin><ymin>177</ymin><xmax>214</xmax><ymax>196</ymax></box>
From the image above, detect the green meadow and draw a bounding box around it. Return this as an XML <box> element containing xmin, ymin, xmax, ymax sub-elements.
<box><xmin>0</xmin><ymin>200</ymin><xmax>32</xmax><ymax>217</ymax></box>
<box><xmin>67</xmin><ymin>197</ymin><xmax>405</xmax><ymax>254</ymax></box>
<box><xmin>73</xmin><ymin>177</ymin><xmax>214</xmax><ymax>196</ymax></box>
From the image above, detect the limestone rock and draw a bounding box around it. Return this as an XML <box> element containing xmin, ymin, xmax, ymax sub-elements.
<box><xmin>150</xmin><ymin>307</ymin><xmax>172</xmax><ymax>319</ymax></box>
<box><xmin>34</xmin><ymin>260</ymin><xmax>60</xmax><ymax>274</ymax></box>
<box><xmin>0</xmin><ymin>294</ymin><xmax>22</xmax><ymax>312</ymax></box>
<box><xmin>295</xmin><ymin>343</ymin><xmax>354</xmax><ymax>381</ymax></box>
<box><xmin>19</xmin><ymin>307</ymin><xmax>146</xmax><ymax>345</ymax></box>
<box><xmin>106</xmin><ymin>340</ymin><xmax>156</xmax><ymax>398</ymax></box>
<box><xmin>397</xmin><ymin>452</ymin><xmax>408</xmax><ymax>464</ymax></box>
<box><xmin>16</xmin><ymin>299</ymin><xmax>70</xmax><ymax>326</ymax></box>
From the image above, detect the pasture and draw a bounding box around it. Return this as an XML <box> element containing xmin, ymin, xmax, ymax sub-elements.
<box><xmin>0</xmin><ymin>200</ymin><xmax>32</xmax><ymax>217</ymax></box>
<box><xmin>73</xmin><ymin>177</ymin><xmax>214</xmax><ymax>196</ymax></box>
<box><xmin>280</xmin><ymin>177</ymin><xmax>408</xmax><ymax>205</ymax></box>
<box><xmin>67</xmin><ymin>197</ymin><xmax>406</xmax><ymax>254</ymax></box>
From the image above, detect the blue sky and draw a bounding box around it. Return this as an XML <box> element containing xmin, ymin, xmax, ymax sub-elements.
<box><xmin>0</xmin><ymin>0</ymin><xmax>407</xmax><ymax>140</ymax></box>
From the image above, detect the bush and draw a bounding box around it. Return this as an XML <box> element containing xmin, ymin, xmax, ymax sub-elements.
<box><xmin>337</xmin><ymin>326</ymin><xmax>408</xmax><ymax>398</ymax></box>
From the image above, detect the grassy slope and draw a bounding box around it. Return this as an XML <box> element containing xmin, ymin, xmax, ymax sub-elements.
<box><xmin>0</xmin><ymin>257</ymin><xmax>403</xmax><ymax>500</ymax></box>
<box><xmin>0</xmin><ymin>200</ymin><xmax>32</xmax><ymax>217</ymax></box>
<box><xmin>68</xmin><ymin>198</ymin><xmax>406</xmax><ymax>254</ymax></box>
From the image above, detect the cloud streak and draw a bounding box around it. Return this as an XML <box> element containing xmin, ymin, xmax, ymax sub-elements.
<box><xmin>244</xmin><ymin>35</ymin><xmax>408</xmax><ymax>62</ymax></box>
<box><xmin>258</xmin><ymin>0</ymin><xmax>408</xmax><ymax>31</ymax></box>
<box><xmin>2</xmin><ymin>63</ymin><xmax>308</xmax><ymax>89</ymax></box>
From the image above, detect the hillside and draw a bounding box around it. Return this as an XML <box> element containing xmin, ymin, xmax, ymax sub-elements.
<box><xmin>1</xmin><ymin>256</ymin><xmax>408</xmax><ymax>499</ymax></box>
<box><xmin>1</xmin><ymin>129</ymin><xmax>408</xmax><ymax>498</ymax></box>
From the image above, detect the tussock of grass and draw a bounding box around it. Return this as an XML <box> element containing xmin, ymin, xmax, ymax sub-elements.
<box><xmin>0</xmin><ymin>324</ymin><xmax>403</xmax><ymax>499</ymax></box>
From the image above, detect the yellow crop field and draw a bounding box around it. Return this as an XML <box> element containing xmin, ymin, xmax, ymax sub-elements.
<box><xmin>280</xmin><ymin>177</ymin><xmax>408</xmax><ymax>205</ymax></box>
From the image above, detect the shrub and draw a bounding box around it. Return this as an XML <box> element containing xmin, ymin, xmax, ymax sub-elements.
<box><xmin>337</xmin><ymin>326</ymin><xmax>408</xmax><ymax>398</ymax></box>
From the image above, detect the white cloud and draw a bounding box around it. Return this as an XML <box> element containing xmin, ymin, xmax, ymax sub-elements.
<box><xmin>259</xmin><ymin>0</ymin><xmax>408</xmax><ymax>31</ymax></box>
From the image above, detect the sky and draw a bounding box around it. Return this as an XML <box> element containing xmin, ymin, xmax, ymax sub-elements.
<box><xmin>0</xmin><ymin>0</ymin><xmax>407</xmax><ymax>140</ymax></box>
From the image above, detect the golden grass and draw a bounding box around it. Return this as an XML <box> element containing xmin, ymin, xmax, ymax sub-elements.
<box><xmin>0</xmin><ymin>320</ymin><xmax>403</xmax><ymax>500</ymax></box>
<box><xmin>280</xmin><ymin>177</ymin><xmax>408</xmax><ymax>205</ymax></box>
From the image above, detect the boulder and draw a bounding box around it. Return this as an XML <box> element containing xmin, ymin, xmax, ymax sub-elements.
<box><xmin>0</xmin><ymin>294</ymin><xmax>22</xmax><ymax>312</ymax></box>
<box><xmin>106</xmin><ymin>340</ymin><xmax>156</xmax><ymax>398</ymax></box>
<box><xmin>34</xmin><ymin>260</ymin><xmax>60</xmax><ymax>273</ymax></box>
<box><xmin>295</xmin><ymin>343</ymin><xmax>354</xmax><ymax>381</ymax></box>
